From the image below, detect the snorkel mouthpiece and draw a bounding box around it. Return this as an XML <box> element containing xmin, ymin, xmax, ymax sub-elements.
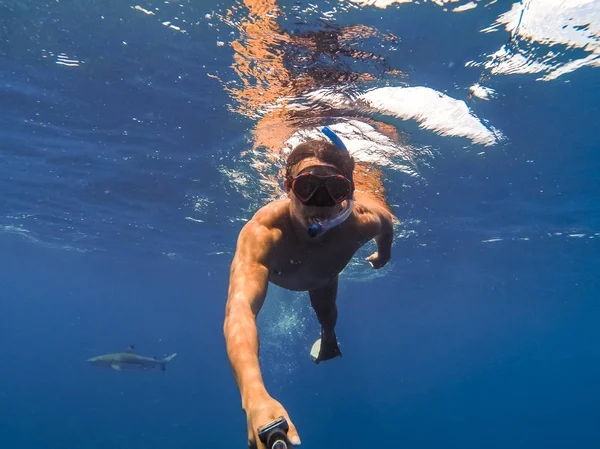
<box><xmin>308</xmin><ymin>200</ymin><xmax>354</xmax><ymax>238</ymax></box>
<box><xmin>308</xmin><ymin>223</ymin><xmax>322</xmax><ymax>238</ymax></box>
<box><xmin>307</xmin><ymin>126</ymin><xmax>353</xmax><ymax>238</ymax></box>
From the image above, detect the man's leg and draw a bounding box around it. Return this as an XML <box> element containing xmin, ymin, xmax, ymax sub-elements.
<box><xmin>309</xmin><ymin>277</ymin><xmax>342</xmax><ymax>363</ymax></box>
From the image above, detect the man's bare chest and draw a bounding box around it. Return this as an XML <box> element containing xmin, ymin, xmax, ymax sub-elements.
<box><xmin>268</xmin><ymin>235</ymin><xmax>362</xmax><ymax>291</ymax></box>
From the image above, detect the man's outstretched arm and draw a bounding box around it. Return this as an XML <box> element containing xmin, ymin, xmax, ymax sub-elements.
<box><xmin>223</xmin><ymin>219</ymin><xmax>301</xmax><ymax>448</ymax></box>
<box><xmin>224</xmin><ymin>221</ymin><xmax>271</xmax><ymax>409</ymax></box>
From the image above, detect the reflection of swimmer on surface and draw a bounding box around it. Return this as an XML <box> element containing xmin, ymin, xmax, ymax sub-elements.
<box><xmin>222</xmin><ymin>2</ymin><xmax>495</xmax><ymax>448</ymax></box>
<box><xmin>225</xmin><ymin>0</ymin><xmax>415</xmax><ymax>205</ymax></box>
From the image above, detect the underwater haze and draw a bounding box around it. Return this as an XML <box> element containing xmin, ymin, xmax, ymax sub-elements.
<box><xmin>1</xmin><ymin>1</ymin><xmax>600</xmax><ymax>448</ymax></box>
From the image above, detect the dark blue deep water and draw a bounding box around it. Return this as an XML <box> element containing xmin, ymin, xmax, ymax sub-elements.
<box><xmin>1</xmin><ymin>1</ymin><xmax>600</xmax><ymax>448</ymax></box>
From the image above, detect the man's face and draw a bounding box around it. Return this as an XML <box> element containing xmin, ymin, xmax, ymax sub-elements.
<box><xmin>287</xmin><ymin>157</ymin><xmax>349</xmax><ymax>226</ymax></box>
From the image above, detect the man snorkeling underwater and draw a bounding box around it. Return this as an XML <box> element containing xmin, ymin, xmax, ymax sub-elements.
<box><xmin>223</xmin><ymin>127</ymin><xmax>395</xmax><ymax>448</ymax></box>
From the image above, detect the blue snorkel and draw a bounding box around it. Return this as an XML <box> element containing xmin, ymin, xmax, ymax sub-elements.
<box><xmin>307</xmin><ymin>126</ymin><xmax>355</xmax><ymax>238</ymax></box>
<box><xmin>322</xmin><ymin>125</ymin><xmax>348</xmax><ymax>152</ymax></box>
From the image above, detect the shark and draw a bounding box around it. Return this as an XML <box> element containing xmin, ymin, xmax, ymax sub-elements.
<box><xmin>87</xmin><ymin>346</ymin><xmax>177</xmax><ymax>372</ymax></box>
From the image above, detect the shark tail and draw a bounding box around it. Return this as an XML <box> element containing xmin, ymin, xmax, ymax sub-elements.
<box><xmin>160</xmin><ymin>353</ymin><xmax>177</xmax><ymax>371</ymax></box>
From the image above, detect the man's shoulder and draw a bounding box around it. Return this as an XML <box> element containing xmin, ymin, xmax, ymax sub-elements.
<box><xmin>234</xmin><ymin>200</ymin><xmax>289</xmax><ymax>261</ymax></box>
<box><xmin>251</xmin><ymin>199</ymin><xmax>290</xmax><ymax>228</ymax></box>
<box><xmin>239</xmin><ymin>199</ymin><xmax>289</xmax><ymax>241</ymax></box>
<box><xmin>353</xmin><ymin>193</ymin><xmax>394</xmax><ymax>219</ymax></box>
<box><xmin>352</xmin><ymin>195</ymin><xmax>381</xmax><ymax>221</ymax></box>
<box><xmin>349</xmin><ymin>194</ymin><xmax>395</xmax><ymax>234</ymax></box>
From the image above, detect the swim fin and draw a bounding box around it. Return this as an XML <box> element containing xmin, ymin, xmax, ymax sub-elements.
<box><xmin>310</xmin><ymin>333</ymin><xmax>342</xmax><ymax>364</ymax></box>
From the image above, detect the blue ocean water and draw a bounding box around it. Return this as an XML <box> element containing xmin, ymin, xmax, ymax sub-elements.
<box><xmin>1</xmin><ymin>1</ymin><xmax>600</xmax><ymax>448</ymax></box>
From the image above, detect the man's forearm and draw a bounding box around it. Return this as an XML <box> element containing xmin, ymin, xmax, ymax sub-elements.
<box><xmin>224</xmin><ymin>304</ymin><xmax>268</xmax><ymax>410</ymax></box>
<box><xmin>376</xmin><ymin>216</ymin><xmax>394</xmax><ymax>257</ymax></box>
<box><xmin>376</xmin><ymin>232</ymin><xmax>392</xmax><ymax>256</ymax></box>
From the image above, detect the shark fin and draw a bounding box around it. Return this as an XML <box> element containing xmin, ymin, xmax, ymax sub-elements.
<box><xmin>160</xmin><ymin>353</ymin><xmax>177</xmax><ymax>371</ymax></box>
<box><xmin>111</xmin><ymin>363</ymin><xmax>122</xmax><ymax>371</ymax></box>
<box><xmin>125</xmin><ymin>345</ymin><xmax>135</xmax><ymax>353</ymax></box>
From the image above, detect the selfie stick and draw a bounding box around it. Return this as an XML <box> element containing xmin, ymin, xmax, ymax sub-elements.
<box><xmin>258</xmin><ymin>416</ymin><xmax>290</xmax><ymax>449</ymax></box>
